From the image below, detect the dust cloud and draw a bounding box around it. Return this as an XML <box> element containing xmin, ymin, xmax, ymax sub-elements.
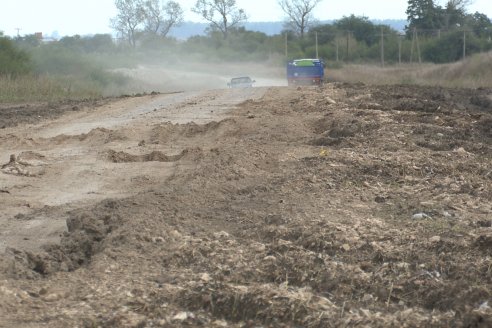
<box><xmin>113</xmin><ymin>60</ymin><xmax>287</xmax><ymax>93</ymax></box>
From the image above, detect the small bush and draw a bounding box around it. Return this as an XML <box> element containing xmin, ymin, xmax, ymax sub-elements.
<box><xmin>0</xmin><ymin>36</ymin><xmax>32</xmax><ymax>76</ymax></box>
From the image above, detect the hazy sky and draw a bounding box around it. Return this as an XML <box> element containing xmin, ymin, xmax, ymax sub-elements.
<box><xmin>1</xmin><ymin>0</ymin><xmax>492</xmax><ymax>37</ymax></box>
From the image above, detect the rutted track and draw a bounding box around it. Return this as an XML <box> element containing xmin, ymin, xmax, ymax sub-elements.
<box><xmin>0</xmin><ymin>88</ymin><xmax>266</xmax><ymax>253</ymax></box>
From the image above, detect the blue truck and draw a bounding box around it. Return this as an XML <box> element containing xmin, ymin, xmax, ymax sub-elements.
<box><xmin>287</xmin><ymin>59</ymin><xmax>325</xmax><ymax>86</ymax></box>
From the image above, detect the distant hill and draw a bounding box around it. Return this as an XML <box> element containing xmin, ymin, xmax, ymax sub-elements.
<box><xmin>168</xmin><ymin>19</ymin><xmax>408</xmax><ymax>39</ymax></box>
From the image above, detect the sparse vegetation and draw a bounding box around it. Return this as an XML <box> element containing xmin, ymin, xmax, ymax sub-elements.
<box><xmin>0</xmin><ymin>34</ymin><xmax>31</xmax><ymax>76</ymax></box>
<box><xmin>0</xmin><ymin>75</ymin><xmax>100</xmax><ymax>103</ymax></box>
<box><xmin>327</xmin><ymin>51</ymin><xmax>492</xmax><ymax>88</ymax></box>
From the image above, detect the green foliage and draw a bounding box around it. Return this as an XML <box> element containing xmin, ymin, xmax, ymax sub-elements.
<box><xmin>308</xmin><ymin>24</ymin><xmax>338</xmax><ymax>44</ymax></box>
<box><xmin>405</xmin><ymin>0</ymin><xmax>492</xmax><ymax>37</ymax></box>
<box><xmin>0</xmin><ymin>36</ymin><xmax>32</xmax><ymax>76</ymax></box>
<box><xmin>58</xmin><ymin>34</ymin><xmax>115</xmax><ymax>53</ymax></box>
<box><xmin>335</xmin><ymin>15</ymin><xmax>380</xmax><ymax>46</ymax></box>
<box><xmin>422</xmin><ymin>30</ymin><xmax>488</xmax><ymax>63</ymax></box>
<box><xmin>15</xmin><ymin>34</ymin><xmax>42</xmax><ymax>49</ymax></box>
<box><xmin>181</xmin><ymin>28</ymin><xmax>274</xmax><ymax>61</ymax></box>
<box><xmin>30</xmin><ymin>44</ymin><xmax>128</xmax><ymax>89</ymax></box>
<box><xmin>467</xmin><ymin>12</ymin><xmax>492</xmax><ymax>37</ymax></box>
<box><xmin>406</xmin><ymin>0</ymin><xmax>443</xmax><ymax>35</ymax></box>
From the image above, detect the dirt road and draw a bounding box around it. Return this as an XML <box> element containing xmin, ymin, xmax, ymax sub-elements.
<box><xmin>0</xmin><ymin>88</ymin><xmax>266</xmax><ymax>252</ymax></box>
<box><xmin>0</xmin><ymin>83</ymin><xmax>491</xmax><ymax>327</ymax></box>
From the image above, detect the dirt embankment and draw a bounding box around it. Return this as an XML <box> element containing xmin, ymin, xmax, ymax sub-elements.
<box><xmin>0</xmin><ymin>83</ymin><xmax>491</xmax><ymax>327</ymax></box>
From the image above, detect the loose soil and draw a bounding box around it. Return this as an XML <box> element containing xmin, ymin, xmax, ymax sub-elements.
<box><xmin>0</xmin><ymin>83</ymin><xmax>491</xmax><ymax>327</ymax></box>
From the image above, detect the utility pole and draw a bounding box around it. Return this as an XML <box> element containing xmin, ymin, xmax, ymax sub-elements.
<box><xmin>416</xmin><ymin>29</ymin><xmax>421</xmax><ymax>64</ymax></box>
<box><xmin>411</xmin><ymin>28</ymin><xmax>421</xmax><ymax>64</ymax></box>
<box><xmin>315</xmin><ymin>31</ymin><xmax>319</xmax><ymax>59</ymax></box>
<box><xmin>15</xmin><ymin>28</ymin><xmax>21</xmax><ymax>38</ymax></box>
<box><xmin>398</xmin><ymin>35</ymin><xmax>402</xmax><ymax>65</ymax></box>
<box><xmin>336</xmin><ymin>37</ymin><xmax>339</xmax><ymax>62</ymax></box>
<box><xmin>285</xmin><ymin>33</ymin><xmax>288</xmax><ymax>59</ymax></box>
<box><xmin>346</xmin><ymin>30</ymin><xmax>350</xmax><ymax>61</ymax></box>
<box><xmin>410</xmin><ymin>28</ymin><xmax>415</xmax><ymax>63</ymax></box>
<box><xmin>380</xmin><ymin>26</ymin><xmax>385</xmax><ymax>67</ymax></box>
<box><xmin>463</xmin><ymin>29</ymin><xmax>466</xmax><ymax>60</ymax></box>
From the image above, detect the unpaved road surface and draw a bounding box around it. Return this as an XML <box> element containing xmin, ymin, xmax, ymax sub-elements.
<box><xmin>0</xmin><ymin>83</ymin><xmax>491</xmax><ymax>327</ymax></box>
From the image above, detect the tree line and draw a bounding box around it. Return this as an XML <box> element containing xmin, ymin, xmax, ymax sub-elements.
<box><xmin>107</xmin><ymin>0</ymin><xmax>492</xmax><ymax>64</ymax></box>
<box><xmin>111</xmin><ymin>0</ymin><xmax>320</xmax><ymax>44</ymax></box>
<box><xmin>1</xmin><ymin>0</ymin><xmax>492</xmax><ymax>78</ymax></box>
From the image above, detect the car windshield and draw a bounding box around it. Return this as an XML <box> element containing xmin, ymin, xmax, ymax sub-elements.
<box><xmin>232</xmin><ymin>77</ymin><xmax>251</xmax><ymax>83</ymax></box>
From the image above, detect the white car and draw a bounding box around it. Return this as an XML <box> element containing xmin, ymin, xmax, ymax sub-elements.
<box><xmin>228</xmin><ymin>76</ymin><xmax>255</xmax><ymax>88</ymax></box>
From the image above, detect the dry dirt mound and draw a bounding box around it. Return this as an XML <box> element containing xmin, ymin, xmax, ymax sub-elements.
<box><xmin>150</xmin><ymin>118</ymin><xmax>238</xmax><ymax>144</ymax></box>
<box><xmin>106</xmin><ymin>148</ymin><xmax>203</xmax><ymax>163</ymax></box>
<box><xmin>46</xmin><ymin>127</ymin><xmax>128</xmax><ymax>146</ymax></box>
<box><xmin>1</xmin><ymin>152</ymin><xmax>47</xmax><ymax>177</ymax></box>
<box><xmin>0</xmin><ymin>84</ymin><xmax>491</xmax><ymax>327</ymax></box>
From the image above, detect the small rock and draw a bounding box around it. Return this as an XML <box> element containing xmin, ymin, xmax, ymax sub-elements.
<box><xmin>478</xmin><ymin>301</ymin><xmax>490</xmax><ymax>311</ymax></box>
<box><xmin>412</xmin><ymin>212</ymin><xmax>431</xmax><ymax>219</ymax></box>
<box><xmin>213</xmin><ymin>231</ymin><xmax>230</xmax><ymax>239</ymax></box>
<box><xmin>213</xmin><ymin>320</ymin><xmax>229</xmax><ymax>327</ymax></box>
<box><xmin>170</xmin><ymin>230</ymin><xmax>182</xmax><ymax>239</ymax></box>
<box><xmin>325</xmin><ymin>97</ymin><xmax>337</xmax><ymax>104</ymax></box>
<box><xmin>173</xmin><ymin>312</ymin><xmax>191</xmax><ymax>321</ymax></box>
<box><xmin>43</xmin><ymin>293</ymin><xmax>61</xmax><ymax>302</ymax></box>
<box><xmin>200</xmin><ymin>273</ymin><xmax>211</xmax><ymax>282</ymax></box>
<box><xmin>374</xmin><ymin>195</ymin><xmax>386</xmax><ymax>203</ymax></box>
<box><xmin>152</xmin><ymin>236</ymin><xmax>165</xmax><ymax>243</ymax></box>
<box><xmin>342</xmin><ymin>244</ymin><xmax>351</xmax><ymax>251</ymax></box>
<box><xmin>254</xmin><ymin>243</ymin><xmax>266</xmax><ymax>252</ymax></box>
<box><xmin>477</xmin><ymin>220</ymin><xmax>492</xmax><ymax>228</ymax></box>
<box><xmin>443</xmin><ymin>211</ymin><xmax>453</xmax><ymax>218</ymax></box>
<box><xmin>429</xmin><ymin>236</ymin><xmax>441</xmax><ymax>243</ymax></box>
<box><xmin>396</xmin><ymin>262</ymin><xmax>410</xmax><ymax>269</ymax></box>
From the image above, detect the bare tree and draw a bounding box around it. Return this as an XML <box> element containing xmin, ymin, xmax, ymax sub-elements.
<box><xmin>278</xmin><ymin>0</ymin><xmax>322</xmax><ymax>38</ymax></box>
<box><xmin>192</xmin><ymin>0</ymin><xmax>247</xmax><ymax>39</ymax></box>
<box><xmin>111</xmin><ymin>0</ymin><xmax>145</xmax><ymax>47</ymax></box>
<box><xmin>142</xmin><ymin>0</ymin><xmax>184</xmax><ymax>37</ymax></box>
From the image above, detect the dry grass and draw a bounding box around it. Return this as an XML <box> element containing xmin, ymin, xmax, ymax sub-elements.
<box><xmin>328</xmin><ymin>51</ymin><xmax>492</xmax><ymax>89</ymax></box>
<box><xmin>0</xmin><ymin>75</ymin><xmax>102</xmax><ymax>103</ymax></box>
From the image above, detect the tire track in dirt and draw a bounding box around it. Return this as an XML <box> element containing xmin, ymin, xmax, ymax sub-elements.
<box><xmin>0</xmin><ymin>88</ymin><xmax>267</xmax><ymax>253</ymax></box>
